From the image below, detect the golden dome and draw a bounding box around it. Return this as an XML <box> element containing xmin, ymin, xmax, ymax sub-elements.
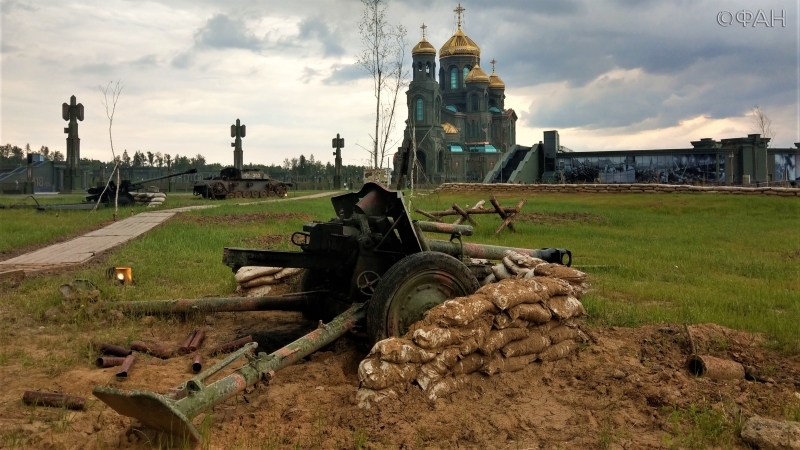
<box><xmin>488</xmin><ymin>70</ymin><xmax>505</xmax><ymax>89</ymax></box>
<box><xmin>439</xmin><ymin>28</ymin><xmax>480</xmax><ymax>58</ymax></box>
<box><xmin>442</xmin><ymin>122</ymin><xmax>459</xmax><ymax>134</ymax></box>
<box><xmin>412</xmin><ymin>38</ymin><xmax>436</xmax><ymax>55</ymax></box>
<box><xmin>465</xmin><ymin>63</ymin><xmax>489</xmax><ymax>84</ymax></box>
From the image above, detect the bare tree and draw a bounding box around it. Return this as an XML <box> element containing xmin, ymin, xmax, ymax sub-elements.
<box><xmin>92</xmin><ymin>80</ymin><xmax>123</xmax><ymax>219</ymax></box>
<box><xmin>356</xmin><ymin>0</ymin><xmax>408</xmax><ymax>169</ymax></box>
<box><xmin>750</xmin><ymin>106</ymin><xmax>776</xmax><ymax>147</ymax></box>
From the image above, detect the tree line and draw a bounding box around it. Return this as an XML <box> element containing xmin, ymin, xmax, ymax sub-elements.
<box><xmin>1</xmin><ymin>143</ymin><xmax>367</xmax><ymax>180</ymax></box>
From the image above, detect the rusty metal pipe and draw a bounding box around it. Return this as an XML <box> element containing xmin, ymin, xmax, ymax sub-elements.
<box><xmin>427</xmin><ymin>240</ymin><xmax>572</xmax><ymax>266</ymax></box>
<box><xmin>192</xmin><ymin>354</ymin><xmax>203</xmax><ymax>374</ymax></box>
<box><xmin>178</xmin><ymin>331</ymin><xmax>197</xmax><ymax>355</ymax></box>
<box><xmin>116</xmin><ymin>354</ymin><xmax>136</xmax><ymax>378</ymax></box>
<box><xmin>130</xmin><ymin>341</ymin><xmax>174</xmax><ymax>359</ymax></box>
<box><xmin>92</xmin><ymin>303</ymin><xmax>365</xmax><ymax>445</ymax></box>
<box><xmin>96</xmin><ymin>356</ymin><xmax>127</xmax><ymax>368</ymax></box>
<box><xmin>112</xmin><ymin>291</ymin><xmax>327</xmax><ymax>315</ymax></box>
<box><xmin>99</xmin><ymin>343</ymin><xmax>131</xmax><ymax>357</ymax></box>
<box><xmin>23</xmin><ymin>391</ymin><xmax>86</xmax><ymax>410</ymax></box>
<box><xmin>207</xmin><ymin>336</ymin><xmax>253</xmax><ymax>356</ymax></box>
<box><xmin>415</xmin><ymin>221</ymin><xmax>474</xmax><ymax>236</ymax></box>
<box><xmin>188</xmin><ymin>330</ymin><xmax>205</xmax><ymax>352</ymax></box>
<box><xmin>687</xmin><ymin>355</ymin><xmax>745</xmax><ymax>381</ymax></box>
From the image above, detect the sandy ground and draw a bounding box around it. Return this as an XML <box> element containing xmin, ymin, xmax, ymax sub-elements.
<box><xmin>1</xmin><ymin>283</ymin><xmax>799</xmax><ymax>450</ymax></box>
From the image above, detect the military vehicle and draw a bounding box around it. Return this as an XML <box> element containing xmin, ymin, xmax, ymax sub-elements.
<box><xmin>85</xmin><ymin>168</ymin><xmax>197</xmax><ymax>206</ymax></box>
<box><xmin>192</xmin><ymin>167</ymin><xmax>292</xmax><ymax>199</ymax></box>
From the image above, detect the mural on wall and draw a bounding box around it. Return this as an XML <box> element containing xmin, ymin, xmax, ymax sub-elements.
<box><xmin>562</xmin><ymin>154</ymin><xmax>724</xmax><ymax>184</ymax></box>
<box><xmin>774</xmin><ymin>154</ymin><xmax>798</xmax><ymax>182</ymax></box>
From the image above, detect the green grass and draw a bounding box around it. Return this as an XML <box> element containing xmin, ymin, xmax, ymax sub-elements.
<box><xmin>663</xmin><ymin>402</ymin><xmax>745</xmax><ymax>450</ymax></box>
<box><xmin>2</xmin><ymin>190</ymin><xmax>799</xmax><ymax>353</ymax></box>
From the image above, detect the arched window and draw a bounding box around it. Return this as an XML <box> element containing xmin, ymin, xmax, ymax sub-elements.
<box><xmin>415</xmin><ymin>98</ymin><xmax>424</xmax><ymax>121</ymax></box>
<box><xmin>462</xmin><ymin>66</ymin><xmax>470</xmax><ymax>87</ymax></box>
<box><xmin>425</xmin><ymin>62</ymin><xmax>431</xmax><ymax>77</ymax></box>
<box><xmin>450</xmin><ymin>67</ymin><xmax>458</xmax><ymax>90</ymax></box>
<box><xmin>471</xmin><ymin>95</ymin><xmax>478</xmax><ymax>112</ymax></box>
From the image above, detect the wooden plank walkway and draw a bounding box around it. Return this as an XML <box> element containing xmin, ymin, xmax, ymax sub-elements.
<box><xmin>0</xmin><ymin>192</ymin><xmax>337</xmax><ymax>274</ymax></box>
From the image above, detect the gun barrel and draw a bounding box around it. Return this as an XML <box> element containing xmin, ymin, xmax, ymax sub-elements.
<box><xmin>131</xmin><ymin>168</ymin><xmax>199</xmax><ymax>187</ymax></box>
<box><xmin>427</xmin><ymin>240</ymin><xmax>572</xmax><ymax>266</ymax></box>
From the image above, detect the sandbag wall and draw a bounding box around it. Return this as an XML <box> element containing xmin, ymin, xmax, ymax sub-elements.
<box><xmin>234</xmin><ymin>266</ymin><xmax>303</xmax><ymax>297</ymax></box>
<box><xmin>133</xmin><ymin>192</ymin><xmax>167</xmax><ymax>208</ymax></box>
<box><xmin>357</xmin><ymin>252</ymin><xmax>590</xmax><ymax>408</ymax></box>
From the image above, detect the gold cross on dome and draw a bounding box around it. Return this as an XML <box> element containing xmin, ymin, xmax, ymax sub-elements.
<box><xmin>454</xmin><ymin>3</ymin><xmax>465</xmax><ymax>29</ymax></box>
<box><xmin>421</xmin><ymin>23</ymin><xmax>427</xmax><ymax>39</ymax></box>
<box><xmin>491</xmin><ymin>59</ymin><xmax>497</xmax><ymax>72</ymax></box>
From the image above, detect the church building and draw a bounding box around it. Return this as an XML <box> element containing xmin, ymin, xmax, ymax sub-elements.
<box><xmin>397</xmin><ymin>4</ymin><xmax>516</xmax><ymax>183</ymax></box>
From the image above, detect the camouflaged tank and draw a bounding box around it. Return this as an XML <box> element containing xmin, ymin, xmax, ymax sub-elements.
<box><xmin>193</xmin><ymin>167</ymin><xmax>292</xmax><ymax>199</ymax></box>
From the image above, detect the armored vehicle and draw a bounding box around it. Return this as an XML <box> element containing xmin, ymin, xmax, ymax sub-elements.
<box><xmin>86</xmin><ymin>168</ymin><xmax>197</xmax><ymax>206</ymax></box>
<box><xmin>192</xmin><ymin>167</ymin><xmax>292</xmax><ymax>199</ymax></box>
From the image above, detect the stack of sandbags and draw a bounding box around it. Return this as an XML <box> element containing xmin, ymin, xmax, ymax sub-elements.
<box><xmin>357</xmin><ymin>256</ymin><xmax>590</xmax><ymax>409</ymax></box>
<box><xmin>234</xmin><ymin>266</ymin><xmax>303</xmax><ymax>297</ymax></box>
<box><xmin>133</xmin><ymin>191</ymin><xmax>167</xmax><ymax>208</ymax></box>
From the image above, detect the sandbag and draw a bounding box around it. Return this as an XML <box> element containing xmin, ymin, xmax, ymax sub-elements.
<box><xmin>492</xmin><ymin>263</ymin><xmax>512</xmax><ymax>280</ymax></box>
<box><xmin>481</xmin><ymin>273</ymin><xmax>497</xmax><ymax>286</ymax></box>
<box><xmin>417</xmin><ymin>348</ymin><xmax>460</xmax><ymax>390</ymax></box>
<box><xmin>453</xmin><ymin>353</ymin><xmax>485</xmax><ymax>375</ymax></box>
<box><xmin>548</xmin><ymin>325</ymin><xmax>581</xmax><ymax>344</ymax></box>
<box><xmin>424</xmin><ymin>296</ymin><xmax>498</xmax><ymax>327</ymax></box>
<box><xmin>539</xmin><ymin>340</ymin><xmax>578</xmax><ymax>362</ymax></box>
<box><xmin>502</xmin><ymin>257</ymin><xmax>526</xmax><ymax>275</ymax></box>
<box><xmin>503</xmin><ymin>250</ymin><xmax>546</xmax><ymax>269</ymax></box>
<box><xmin>532</xmin><ymin>263</ymin><xmax>587</xmax><ymax>284</ymax></box>
<box><xmin>478</xmin><ymin>279</ymin><xmax>547</xmax><ymax>310</ymax></box>
<box><xmin>481</xmin><ymin>354</ymin><xmax>537</xmax><ymax>376</ymax></box>
<box><xmin>148</xmin><ymin>197</ymin><xmax>165</xmax><ymax>203</ymax></box>
<box><xmin>358</xmin><ymin>358</ymin><xmax>418</xmax><ymax>390</ymax></box>
<box><xmin>151</xmin><ymin>192</ymin><xmax>166</xmax><ymax>198</ymax></box>
<box><xmin>369</xmin><ymin>338</ymin><xmax>436</xmax><ymax>364</ymax></box>
<box><xmin>546</xmin><ymin>295</ymin><xmax>587</xmax><ymax>320</ymax></box>
<box><xmin>412</xmin><ymin>319</ymin><xmax>489</xmax><ymax>350</ymax></box>
<box><xmin>529</xmin><ymin>319</ymin><xmax>562</xmax><ymax>334</ymax></box>
<box><xmin>492</xmin><ymin>313</ymin><xmax>529</xmax><ymax>330</ymax></box>
<box><xmin>240</xmin><ymin>274</ymin><xmax>280</xmax><ymax>288</ymax></box>
<box><xmin>243</xmin><ymin>285</ymin><xmax>272</xmax><ymax>297</ymax></box>
<box><xmin>426</xmin><ymin>375</ymin><xmax>469</xmax><ymax>402</ymax></box>
<box><xmin>501</xmin><ymin>333</ymin><xmax>551</xmax><ymax>357</ymax></box>
<box><xmin>355</xmin><ymin>387</ymin><xmax>398</xmax><ymax>409</ymax></box>
<box><xmin>529</xmin><ymin>276</ymin><xmax>575</xmax><ymax>297</ymax></box>
<box><xmin>507</xmin><ymin>303</ymin><xmax>552</xmax><ymax>323</ymax></box>
<box><xmin>235</xmin><ymin>266</ymin><xmax>283</xmax><ymax>283</ymax></box>
<box><xmin>274</xmin><ymin>267</ymin><xmax>303</xmax><ymax>280</ymax></box>
<box><xmin>479</xmin><ymin>328</ymin><xmax>529</xmax><ymax>355</ymax></box>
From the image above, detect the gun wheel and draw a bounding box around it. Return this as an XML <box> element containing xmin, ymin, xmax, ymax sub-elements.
<box><xmin>366</xmin><ymin>252</ymin><xmax>479</xmax><ymax>344</ymax></box>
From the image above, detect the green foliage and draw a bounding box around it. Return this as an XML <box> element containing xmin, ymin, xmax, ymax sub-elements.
<box><xmin>663</xmin><ymin>402</ymin><xmax>744</xmax><ymax>449</ymax></box>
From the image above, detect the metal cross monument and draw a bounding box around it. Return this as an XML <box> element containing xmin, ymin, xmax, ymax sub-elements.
<box><xmin>231</xmin><ymin>119</ymin><xmax>246</xmax><ymax>171</ymax></box>
<box><xmin>62</xmin><ymin>95</ymin><xmax>84</xmax><ymax>192</ymax></box>
<box><xmin>332</xmin><ymin>134</ymin><xmax>344</xmax><ymax>189</ymax></box>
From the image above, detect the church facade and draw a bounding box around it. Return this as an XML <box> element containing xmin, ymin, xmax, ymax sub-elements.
<box><xmin>396</xmin><ymin>7</ymin><xmax>516</xmax><ymax>184</ymax></box>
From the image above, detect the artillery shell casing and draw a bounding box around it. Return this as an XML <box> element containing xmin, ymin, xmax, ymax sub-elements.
<box><xmin>22</xmin><ymin>391</ymin><xmax>86</xmax><ymax>410</ymax></box>
<box><xmin>178</xmin><ymin>331</ymin><xmax>197</xmax><ymax>355</ymax></box>
<box><xmin>116</xmin><ymin>354</ymin><xmax>136</xmax><ymax>378</ymax></box>
<box><xmin>192</xmin><ymin>354</ymin><xmax>203</xmax><ymax>374</ymax></box>
<box><xmin>130</xmin><ymin>341</ymin><xmax>174</xmax><ymax>359</ymax></box>
<box><xmin>207</xmin><ymin>335</ymin><xmax>253</xmax><ymax>356</ymax></box>
<box><xmin>95</xmin><ymin>356</ymin><xmax>127</xmax><ymax>368</ymax></box>
<box><xmin>188</xmin><ymin>330</ymin><xmax>205</xmax><ymax>352</ymax></box>
<box><xmin>100</xmin><ymin>343</ymin><xmax>131</xmax><ymax>357</ymax></box>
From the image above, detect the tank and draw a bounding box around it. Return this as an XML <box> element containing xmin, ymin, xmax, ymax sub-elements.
<box><xmin>193</xmin><ymin>167</ymin><xmax>292</xmax><ymax>199</ymax></box>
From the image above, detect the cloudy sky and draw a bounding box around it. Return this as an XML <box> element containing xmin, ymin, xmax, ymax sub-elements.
<box><xmin>1</xmin><ymin>0</ymin><xmax>797</xmax><ymax>167</ymax></box>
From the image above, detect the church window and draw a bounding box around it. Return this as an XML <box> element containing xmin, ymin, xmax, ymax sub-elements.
<box><xmin>462</xmin><ymin>66</ymin><xmax>470</xmax><ymax>87</ymax></box>
<box><xmin>415</xmin><ymin>98</ymin><xmax>424</xmax><ymax>121</ymax></box>
<box><xmin>425</xmin><ymin>62</ymin><xmax>431</xmax><ymax>76</ymax></box>
<box><xmin>471</xmin><ymin>95</ymin><xmax>478</xmax><ymax>112</ymax></box>
<box><xmin>450</xmin><ymin>67</ymin><xmax>458</xmax><ymax>90</ymax></box>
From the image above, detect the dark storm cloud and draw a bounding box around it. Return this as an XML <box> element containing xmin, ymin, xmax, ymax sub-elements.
<box><xmin>322</xmin><ymin>63</ymin><xmax>369</xmax><ymax>85</ymax></box>
<box><xmin>194</xmin><ymin>13</ymin><xmax>263</xmax><ymax>50</ymax></box>
<box><xmin>296</xmin><ymin>17</ymin><xmax>345</xmax><ymax>57</ymax></box>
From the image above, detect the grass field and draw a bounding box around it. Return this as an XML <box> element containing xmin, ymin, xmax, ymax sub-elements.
<box><xmin>2</xmin><ymin>190</ymin><xmax>799</xmax><ymax>352</ymax></box>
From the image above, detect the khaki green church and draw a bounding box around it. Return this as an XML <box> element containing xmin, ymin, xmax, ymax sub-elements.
<box><xmin>396</xmin><ymin>6</ymin><xmax>515</xmax><ymax>183</ymax></box>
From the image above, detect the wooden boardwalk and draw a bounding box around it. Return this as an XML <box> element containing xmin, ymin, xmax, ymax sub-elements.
<box><xmin>0</xmin><ymin>192</ymin><xmax>337</xmax><ymax>274</ymax></box>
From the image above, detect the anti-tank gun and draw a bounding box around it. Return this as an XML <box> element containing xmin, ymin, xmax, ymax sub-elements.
<box><xmin>95</xmin><ymin>182</ymin><xmax>572</xmax><ymax>445</ymax></box>
<box><xmin>86</xmin><ymin>168</ymin><xmax>197</xmax><ymax>206</ymax></box>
